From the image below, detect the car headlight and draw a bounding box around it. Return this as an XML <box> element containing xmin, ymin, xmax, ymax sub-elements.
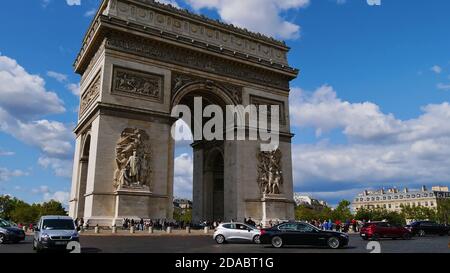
<box><xmin>41</xmin><ymin>233</ymin><xmax>50</xmax><ymax>241</ymax></box>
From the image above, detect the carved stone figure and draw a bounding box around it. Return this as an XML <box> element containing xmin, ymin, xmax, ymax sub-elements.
<box><xmin>113</xmin><ymin>128</ymin><xmax>151</xmax><ymax>190</ymax></box>
<box><xmin>257</xmin><ymin>149</ymin><xmax>283</xmax><ymax>195</ymax></box>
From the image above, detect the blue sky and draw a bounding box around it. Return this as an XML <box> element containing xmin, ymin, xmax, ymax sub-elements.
<box><xmin>1</xmin><ymin>0</ymin><xmax>450</xmax><ymax>207</ymax></box>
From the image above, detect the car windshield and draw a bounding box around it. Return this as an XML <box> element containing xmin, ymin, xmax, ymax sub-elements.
<box><xmin>42</xmin><ymin>219</ymin><xmax>75</xmax><ymax>230</ymax></box>
<box><xmin>0</xmin><ymin>219</ymin><xmax>12</xmax><ymax>228</ymax></box>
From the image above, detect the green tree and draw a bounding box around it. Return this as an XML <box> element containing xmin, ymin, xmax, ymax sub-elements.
<box><xmin>295</xmin><ymin>205</ymin><xmax>316</xmax><ymax>221</ymax></box>
<box><xmin>0</xmin><ymin>195</ymin><xmax>15</xmax><ymax>220</ymax></box>
<box><xmin>39</xmin><ymin>200</ymin><xmax>67</xmax><ymax>217</ymax></box>
<box><xmin>436</xmin><ymin>199</ymin><xmax>450</xmax><ymax>224</ymax></box>
<box><xmin>400</xmin><ymin>205</ymin><xmax>436</xmax><ymax>222</ymax></box>
<box><xmin>331</xmin><ymin>200</ymin><xmax>352</xmax><ymax>221</ymax></box>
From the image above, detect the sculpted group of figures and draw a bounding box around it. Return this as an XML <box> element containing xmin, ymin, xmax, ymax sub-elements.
<box><xmin>113</xmin><ymin>128</ymin><xmax>152</xmax><ymax>189</ymax></box>
<box><xmin>257</xmin><ymin>149</ymin><xmax>283</xmax><ymax>195</ymax></box>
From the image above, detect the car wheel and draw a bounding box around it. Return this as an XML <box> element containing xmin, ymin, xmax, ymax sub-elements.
<box><xmin>253</xmin><ymin>235</ymin><xmax>261</xmax><ymax>244</ymax></box>
<box><xmin>371</xmin><ymin>233</ymin><xmax>380</xmax><ymax>241</ymax></box>
<box><xmin>271</xmin><ymin>236</ymin><xmax>283</xmax><ymax>248</ymax></box>
<box><xmin>0</xmin><ymin>234</ymin><xmax>5</xmax><ymax>244</ymax></box>
<box><xmin>215</xmin><ymin>235</ymin><xmax>225</xmax><ymax>244</ymax></box>
<box><xmin>402</xmin><ymin>233</ymin><xmax>412</xmax><ymax>240</ymax></box>
<box><xmin>418</xmin><ymin>230</ymin><xmax>426</xmax><ymax>237</ymax></box>
<box><xmin>327</xmin><ymin>237</ymin><xmax>341</xmax><ymax>249</ymax></box>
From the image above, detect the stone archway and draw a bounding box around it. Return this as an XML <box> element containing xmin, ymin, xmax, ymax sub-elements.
<box><xmin>69</xmin><ymin>0</ymin><xmax>298</xmax><ymax>227</ymax></box>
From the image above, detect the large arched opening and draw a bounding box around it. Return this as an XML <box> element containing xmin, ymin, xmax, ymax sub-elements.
<box><xmin>172</xmin><ymin>82</ymin><xmax>234</xmax><ymax>224</ymax></box>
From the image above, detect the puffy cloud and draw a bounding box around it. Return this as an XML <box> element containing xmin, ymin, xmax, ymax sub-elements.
<box><xmin>0</xmin><ymin>149</ymin><xmax>14</xmax><ymax>156</ymax></box>
<box><xmin>0</xmin><ymin>168</ymin><xmax>28</xmax><ymax>182</ymax></box>
<box><xmin>431</xmin><ymin>65</ymin><xmax>442</xmax><ymax>74</ymax></box>
<box><xmin>173</xmin><ymin>153</ymin><xmax>193</xmax><ymax>199</ymax></box>
<box><xmin>184</xmin><ymin>0</ymin><xmax>309</xmax><ymax>39</ymax></box>
<box><xmin>66</xmin><ymin>83</ymin><xmax>80</xmax><ymax>96</ymax></box>
<box><xmin>47</xmin><ymin>71</ymin><xmax>68</xmax><ymax>83</ymax></box>
<box><xmin>44</xmin><ymin>191</ymin><xmax>70</xmax><ymax>205</ymax></box>
<box><xmin>290</xmin><ymin>85</ymin><xmax>450</xmax><ymax>202</ymax></box>
<box><xmin>84</xmin><ymin>8</ymin><xmax>96</xmax><ymax>17</ymax></box>
<box><xmin>437</xmin><ymin>83</ymin><xmax>450</xmax><ymax>91</ymax></box>
<box><xmin>0</xmin><ymin>55</ymin><xmax>65</xmax><ymax>119</ymax></box>
<box><xmin>38</xmin><ymin>156</ymin><xmax>73</xmax><ymax>178</ymax></box>
<box><xmin>66</xmin><ymin>0</ymin><xmax>81</xmax><ymax>6</ymax></box>
<box><xmin>32</xmin><ymin>185</ymin><xmax>50</xmax><ymax>194</ymax></box>
<box><xmin>0</xmin><ymin>55</ymin><xmax>74</xmax><ymax>177</ymax></box>
<box><xmin>156</xmin><ymin>0</ymin><xmax>180</xmax><ymax>8</ymax></box>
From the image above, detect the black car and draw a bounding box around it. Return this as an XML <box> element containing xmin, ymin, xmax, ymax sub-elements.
<box><xmin>0</xmin><ymin>219</ymin><xmax>26</xmax><ymax>244</ymax></box>
<box><xmin>259</xmin><ymin>222</ymin><xmax>349</xmax><ymax>249</ymax></box>
<box><xmin>408</xmin><ymin>221</ymin><xmax>450</xmax><ymax>237</ymax></box>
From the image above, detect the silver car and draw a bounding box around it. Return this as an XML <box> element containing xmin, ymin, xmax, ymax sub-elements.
<box><xmin>213</xmin><ymin>223</ymin><xmax>261</xmax><ymax>244</ymax></box>
<box><xmin>33</xmin><ymin>216</ymin><xmax>79</xmax><ymax>252</ymax></box>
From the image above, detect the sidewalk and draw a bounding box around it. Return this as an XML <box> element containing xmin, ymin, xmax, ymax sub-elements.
<box><xmin>77</xmin><ymin>228</ymin><xmax>213</xmax><ymax>237</ymax></box>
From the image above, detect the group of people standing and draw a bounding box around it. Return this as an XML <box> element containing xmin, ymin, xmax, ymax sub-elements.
<box><xmin>307</xmin><ymin>219</ymin><xmax>360</xmax><ymax>233</ymax></box>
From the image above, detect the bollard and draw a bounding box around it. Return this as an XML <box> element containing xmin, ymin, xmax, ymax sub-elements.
<box><xmin>148</xmin><ymin>226</ymin><xmax>154</xmax><ymax>234</ymax></box>
<box><xmin>204</xmin><ymin>226</ymin><xmax>209</xmax><ymax>234</ymax></box>
<box><xmin>186</xmin><ymin>226</ymin><xmax>191</xmax><ymax>234</ymax></box>
<box><xmin>166</xmin><ymin>226</ymin><xmax>172</xmax><ymax>234</ymax></box>
<box><xmin>94</xmin><ymin>225</ymin><xmax>99</xmax><ymax>234</ymax></box>
<box><xmin>112</xmin><ymin>226</ymin><xmax>117</xmax><ymax>234</ymax></box>
<box><xmin>130</xmin><ymin>226</ymin><xmax>135</xmax><ymax>234</ymax></box>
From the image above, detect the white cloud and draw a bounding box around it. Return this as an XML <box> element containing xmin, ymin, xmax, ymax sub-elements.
<box><xmin>47</xmin><ymin>71</ymin><xmax>68</xmax><ymax>83</ymax></box>
<box><xmin>66</xmin><ymin>83</ymin><xmax>80</xmax><ymax>96</ymax></box>
<box><xmin>44</xmin><ymin>191</ymin><xmax>70</xmax><ymax>205</ymax></box>
<box><xmin>173</xmin><ymin>153</ymin><xmax>193</xmax><ymax>199</ymax></box>
<box><xmin>156</xmin><ymin>0</ymin><xmax>180</xmax><ymax>8</ymax></box>
<box><xmin>0</xmin><ymin>149</ymin><xmax>14</xmax><ymax>156</ymax></box>
<box><xmin>32</xmin><ymin>185</ymin><xmax>50</xmax><ymax>194</ymax></box>
<box><xmin>431</xmin><ymin>65</ymin><xmax>442</xmax><ymax>74</ymax></box>
<box><xmin>0</xmin><ymin>55</ymin><xmax>74</xmax><ymax>178</ymax></box>
<box><xmin>84</xmin><ymin>8</ymin><xmax>96</xmax><ymax>17</ymax></box>
<box><xmin>437</xmin><ymin>83</ymin><xmax>450</xmax><ymax>91</ymax></box>
<box><xmin>0</xmin><ymin>168</ymin><xmax>28</xmax><ymax>182</ymax></box>
<box><xmin>184</xmin><ymin>0</ymin><xmax>309</xmax><ymax>39</ymax></box>
<box><xmin>0</xmin><ymin>55</ymin><xmax>65</xmax><ymax>119</ymax></box>
<box><xmin>38</xmin><ymin>156</ymin><xmax>73</xmax><ymax>178</ymax></box>
<box><xmin>290</xmin><ymin>85</ymin><xmax>450</xmax><ymax>200</ymax></box>
<box><xmin>66</xmin><ymin>0</ymin><xmax>81</xmax><ymax>6</ymax></box>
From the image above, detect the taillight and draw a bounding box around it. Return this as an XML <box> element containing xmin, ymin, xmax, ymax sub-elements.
<box><xmin>260</xmin><ymin>229</ymin><xmax>266</xmax><ymax>235</ymax></box>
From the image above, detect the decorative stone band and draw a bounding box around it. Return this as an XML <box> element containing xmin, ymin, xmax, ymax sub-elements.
<box><xmin>107</xmin><ymin>0</ymin><xmax>289</xmax><ymax>64</ymax></box>
<box><xmin>105</xmin><ymin>31</ymin><xmax>291</xmax><ymax>91</ymax></box>
<box><xmin>80</xmin><ymin>72</ymin><xmax>101</xmax><ymax>115</ymax></box>
<box><xmin>112</xmin><ymin>66</ymin><xmax>164</xmax><ymax>103</ymax></box>
<box><xmin>171</xmin><ymin>72</ymin><xmax>243</xmax><ymax>104</ymax></box>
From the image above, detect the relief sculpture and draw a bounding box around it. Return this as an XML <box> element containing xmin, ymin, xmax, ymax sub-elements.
<box><xmin>113</xmin><ymin>128</ymin><xmax>152</xmax><ymax>190</ymax></box>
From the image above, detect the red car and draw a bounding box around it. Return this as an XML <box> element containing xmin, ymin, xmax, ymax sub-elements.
<box><xmin>360</xmin><ymin>222</ymin><xmax>412</xmax><ymax>240</ymax></box>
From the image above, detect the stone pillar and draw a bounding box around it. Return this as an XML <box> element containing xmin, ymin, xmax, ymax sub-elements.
<box><xmin>112</xmin><ymin>226</ymin><xmax>117</xmax><ymax>234</ymax></box>
<box><xmin>130</xmin><ymin>226</ymin><xmax>135</xmax><ymax>234</ymax></box>
<box><xmin>148</xmin><ymin>226</ymin><xmax>154</xmax><ymax>234</ymax></box>
<box><xmin>186</xmin><ymin>226</ymin><xmax>191</xmax><ymax>234</ymax></box>
<box><xmin>204</xmin><ymin>227</ymin><xmax>209</xmax><ymax>234</ymax></box>
<box><xmin>166</xmin><ymin>226</ymin><xmax>172</xmax><ymax>234</ymax></box>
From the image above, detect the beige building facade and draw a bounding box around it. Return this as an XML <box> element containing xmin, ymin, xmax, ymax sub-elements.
<box><xmin>68</xmin><ymin>0</ymin><xmax>298</xmax><ymax>226</ymax></box>
<box><xmin>352</xmin><ymin>186</ymin><xmax>450</xmax><ymax>212</ymax></box>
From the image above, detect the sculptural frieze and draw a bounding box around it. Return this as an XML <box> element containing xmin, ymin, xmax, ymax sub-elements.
<box><xmin>171</xmin><ymin>72</ymin><xmax>243</xmax><ymax>104</ymax></box>
<box><xmin>80</xmin><ymin>72</ymin><xmax>101</xmax><ymax>114</ymax></box>
<box><xmin>257</xmin><ymin>148</ymin><xmax>283</xmax><ymax>195</ymax></box>
<box><xmin>112</xmin><ymin>67</ymin><xmax>163</xmax><ymax>102</ymax></box>
<box><xmin>113</xmin><ymin>128</ymin><xmax>152</xmax><ymax>190</ymax></box>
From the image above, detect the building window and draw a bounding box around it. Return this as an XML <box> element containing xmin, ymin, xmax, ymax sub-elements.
<box><xmin>423</xmin><ymin>194</ymin><xmax>428</xmax><ymax>197</ymax></box>
<box><xmin>430</xmin><ymin>202</ymin><xmax>434</xmax><ymax>206</ymax></box>
<box><xmin>383</xmin><ymin>196</ymin><xmax>386</xmax><ymax>200</ymax></box>
<box><xmin>406</xmin><ymin>195</ymin><xmax>410</xmax><ymax>198</ymax></box>
<box><xmin>388</xmin><ymin>204</ymin><xmax>392</xmax><ymax>208</ymax></box>
<box><xmin>376</xmin><ymin>197</ymin><xmax>380</xmax><ymax>201</ymax></box>
<box><xmin>417</xmin><ymin>194</ymin><xmax>421</xmax><ymax>198</ymax></box>
<box><xmin>425</xmin><ymin>202</ymin><xmax>428</xmax><ymax>206</ymax></box>
<box><xmin>400</xmin><ymin>195</ymin><xmax>404</xmax><ymax>199</ymax></box>
<box><xmin>394</xmin><ymin>196</ymin><xmax>398</xmax><ymax>199</ymax></box>
<box><xmin>371</xmin><ymin>197</ymin><xmax>375</xmax><ymax>201</ymax></box>
<box><xmin>388</xmin><ymin>196</ymin><xmax>392</xmax><ymax>200</ymax></box>
<box><xmin>412</xmin><ymin>194</ymin><xmax>415</xmax><ymax>198</ymax></box>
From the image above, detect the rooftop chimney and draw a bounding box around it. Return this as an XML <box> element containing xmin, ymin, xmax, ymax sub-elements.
<box><xmin>421</xmin><ymin>185</ymin><xmax>427</xmax><ymax>192</ymax></box>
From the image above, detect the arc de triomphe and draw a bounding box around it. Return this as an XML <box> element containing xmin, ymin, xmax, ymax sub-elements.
<box><xmin>69</xmin><ymin>0</ymin><xmax>298</xmax><ymax>226</ymax></box>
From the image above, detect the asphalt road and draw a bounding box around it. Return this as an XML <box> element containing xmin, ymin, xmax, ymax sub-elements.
<box><xmin>1</xmin><ymin>234</ymin><xmax>449</xmax><ymax>253</ymax></box>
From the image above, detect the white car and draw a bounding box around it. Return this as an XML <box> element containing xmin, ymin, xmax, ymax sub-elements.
<box><xmin>213</xmin><ymin>223</ymin><xmax>261</xmax><ymax>244</ymax></box>
<box><xmin>33</xmin><ymin>215</ymin><xmax>79</xmax><ymax>252</ymax></box>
